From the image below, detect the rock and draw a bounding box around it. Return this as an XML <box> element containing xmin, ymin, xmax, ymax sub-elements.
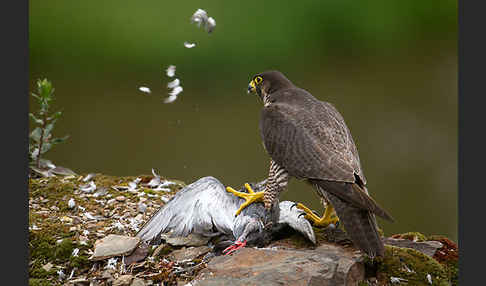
<box><xmin>113</xmin><ymin>274</ymin><xmax>134</xmax><ymax>286</ymax></box>
<box><xmin>160</xmin><ymin>233</ymin><xmax>210</xmax><ymax>247</ymax></box>
<box><xmin>93</xmin><ymin>187</ymin><xmax>108</xmax><ymax>197</ymax></box>
<box><xmin>101</xmin><ymin>269</ymin><xmax>115</xmax><ymax>280</ymax></box>
<box><xmin>90</xmin><ymin>234</ymin><xmax>141</xmax><ymax>261</ymax></box>
<box><xmin>116</xmin><ymin>196</ymin><xmax>126</xmax><ymax>202</ymax></box>
<box><xmin>152</xmin><ymin>243</ymin><xmax>170</xmax><ymax>257</ymax></box>
<box><xmin>51</xmin><ymin>166</ymin><xmax>78</xmax><ymax>176</ymax></box>
<box><xmin>124</xmin><ymin>243</ymin><xmax>150</xmax><ymax>265</ymax></box>
<box><xmin>67</xmin><ymin>277</ymin><xmax>90</xmax><ymax>285</ymax></box>
<box><xmin>42</xmin><ymin>262</ymin><xmax>53</xmax><ymax>272</ymax></box>
<box><xmin>192</xmin><ymin>244</ymin><xmax>364</xmax><ymax>285</ymax></box>
<box><xmin>60</xmin><ymin>216</ymin><xmax>73</xmax><ymax>224</ymax></box>
<box><xmin>138</xmin><ymin>203</ymin><xmax>147</xmax><ymax>213</ymax></box>
<box><xmin>130</xmin><ymin>278</ymin><xmax>147</xmax><ymax>286</ymax></box>
<box><xmin>169</xmin><ymin>246</ymin><xmax>211</xmax><ymax>262</ymax></box>
<box><xmin>382</xmin><ymin>237</ymin><xmax>443</xmax><ymax>257</ymax></box>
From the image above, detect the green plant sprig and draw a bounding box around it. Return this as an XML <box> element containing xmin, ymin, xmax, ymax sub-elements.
<box><xmin>29</xmin><ymin>79</ymin><xmax>69</xmax><ymax>168</ymax></box>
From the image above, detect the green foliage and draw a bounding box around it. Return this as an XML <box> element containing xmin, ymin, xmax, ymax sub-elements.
<box><xmin>29</xmin><ymin>79</ymin><xmax>69</xmax><ymax>168</ymax></box>
<box><xmin>29</xmin><ymin>278</ymin><xmax>53</xmax><ymax>286</ymax></box>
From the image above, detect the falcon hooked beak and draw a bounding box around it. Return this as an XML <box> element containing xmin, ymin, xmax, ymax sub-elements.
<box><xmin>247</xmin><ymin>79</ymin><xmax>256</xmax><ymax>94</ymax></box>
<box><xmin>247</xmin><ymin>75</ymin><xmax>265</xmax><ymax>100</ymax></box>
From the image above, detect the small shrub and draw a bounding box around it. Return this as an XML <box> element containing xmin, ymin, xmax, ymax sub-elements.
<box><xmin>29</xmin><ymin>79</ymin><xmax>69</xmax><ymax>168</ymax></box>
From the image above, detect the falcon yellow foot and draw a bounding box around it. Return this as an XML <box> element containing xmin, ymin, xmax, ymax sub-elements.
<box><xmin>226</xmin><ymin>183</ymin><xmax>264</xmax><ymax>216</ymax></box>
<box><xmin>295</xmin><ymin>203</ymin><xmax>339</xmax><ymax>228</ymax></box>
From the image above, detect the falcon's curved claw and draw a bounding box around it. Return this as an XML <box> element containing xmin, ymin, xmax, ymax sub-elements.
<box><xmin>223</xmin><ymin>240</ymin><xmax>247</xmax><ymax>256</ymax></box>
<box><xmin>296</xmin><ymin>202</ymin><xmax>339</xmax><ymax>228</ymax></box>
<box><xmin>226</xmin><ymin>183</ymin><xmax>264</xmax><ymax>216</ymax></box>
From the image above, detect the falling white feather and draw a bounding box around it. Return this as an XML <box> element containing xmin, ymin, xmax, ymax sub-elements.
<box><xmin>138</xmin><ymin>86</ymin><xmax>151</xmax><ymax>94</ymax></box>
<box><xmin>163</xmin><ymin>95</ymin><xmax>178</xmax><ymax>104</ymax></box>
<box><xmin>184</xmin><ymin>42</ymin><xmax>196</xmax><ymax>48</ymax></box>
<box><xmin>166</xmin><ymin>65</ymin><xmax>176</xmax><ymax>77</ymax></box>
<box><xmin>169</xmin><ymin>86</ymin><xmax>183</xmax><ymax>96</ymax></box>
<box><xmin>167</xmin><ymin>79</ymin><xmax>180</xmax><ymax>89</ymax></box>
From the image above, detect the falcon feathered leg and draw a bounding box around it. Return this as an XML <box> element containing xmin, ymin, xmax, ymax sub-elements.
<box><xmin>226</xmin><ymin>160</ymin><xmax>289</xmax><ymax>217</ymax></box>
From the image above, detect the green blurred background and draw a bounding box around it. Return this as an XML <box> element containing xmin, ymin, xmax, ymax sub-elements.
<box><xmin>29</xmin><ymin>0</ymin><xmax>457</xmax><ymax>241</ymax></box>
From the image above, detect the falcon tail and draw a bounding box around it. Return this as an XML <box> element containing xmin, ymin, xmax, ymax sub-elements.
<box><xmin>326</xmin><ymin>192</ymin><xmax>385</xmax><ymax>257</ymax></box>
<box><xmin>314</xmin><ymin>182</ymin><xmax>386</xmax><ymax>258</ymax></box>
<box><xmin>312</xmin><ymin>179</ymin><xmax>394</xmax><ymax>222</ymax></box>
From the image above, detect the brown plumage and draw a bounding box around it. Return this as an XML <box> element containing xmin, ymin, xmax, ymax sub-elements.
<box><xmin>249</xmin><ymin>70</ymin><xmax>394</xmax><ymax>257</ymax></box>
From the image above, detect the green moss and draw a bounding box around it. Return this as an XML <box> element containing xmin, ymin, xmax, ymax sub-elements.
<box><xmin>384</xmin><ymin>233</ymin><xmax>458</xmax><ymax>285</ymax></box>
<box><xmin>29</xmin><ymin>226</ymin><xmax>72</xmax><ymax>260</ymax></box>
<box><xmin>442</xmin><ymin>259</ymin><xmax>458</xmax><ymax>286</ymax></box>
<box><xmin>92</xmin><ymin>173</ymin><xmax>129</xmax><ymax>187</ymax></box>
<box><xmin>29</xmin><ymin>176</ymin><xmax>77</xmax><ymax>199</ymax></box>
<box><xmin>376</xmin><ymin>245</ymin><xmax>450</xmax><ymax>285</ymax></box>
<box><xmin>54</xmin><ymin>239</ymin><xmax>74</xmax><ymax>260</ymax></box>
<box><xmin>427</xmin><ymin>235</ymin><xmax>459</xmax><ymax>286</ymax></box>
<box><xmin>158</xmin><ymin>245</ymin><xmax>174</xmax><ymax>257</ymax></box>
<box><xmin>29</xmin><ymin>278</ymin><xmax>55</xmax><ymax>286</ymax></box>
<box><xmin>28</xmin><ymin>173</ymin><xmax>187</xmax><ymax>285</ymax></box>
<box><xmin>70</xmin><ymin>254</ymin><xmax>90</xmax><ymax>269</ymax></box>
<box><xmin>29</xmin><ymin>265</ymin><xmax>57</xmax><ymax>279</ymax></box>
<box><xmin>391</xmin><ymin>232</ymin><xmax>428</xmax><ymax>242</ymax></box>
<box><xmin>29</xmin><ymin>230</ymin><xmax>88</xmax><ymax>279</ymax></box>
<box><xmin>143</xmin><ymin>188</ymin><xmax>158</xmax><ymax>195</ymax></box>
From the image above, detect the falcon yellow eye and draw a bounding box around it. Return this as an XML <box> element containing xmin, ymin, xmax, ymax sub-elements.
<box><xmin>254</xmin><ymin>76</ymin><xmax>263</xmax><ymax>84</ymax></box>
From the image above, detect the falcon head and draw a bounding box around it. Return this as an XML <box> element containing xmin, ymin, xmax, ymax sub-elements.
<box><xmin>247</xmin><ymin>70</ymin><xmax>294</xmax><ymax>100</ymax></box>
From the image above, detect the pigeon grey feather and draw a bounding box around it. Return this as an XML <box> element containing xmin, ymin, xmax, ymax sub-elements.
<box><xmin>136</xmin><ymin>176</ymin><xmax>315</xmax><ymax>246</ymax></box>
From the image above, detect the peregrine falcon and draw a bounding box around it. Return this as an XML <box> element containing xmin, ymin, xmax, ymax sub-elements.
<box><xmin>226</xmin><ymin>70</ymin><xmax>394</xmax><ymax>257</ymax></box>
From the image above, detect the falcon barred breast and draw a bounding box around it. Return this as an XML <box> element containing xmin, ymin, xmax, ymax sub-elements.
<box><xmin>226</xmin><ymin>70</ymin><xmax>394</xmax><ymax>258</ymax></box>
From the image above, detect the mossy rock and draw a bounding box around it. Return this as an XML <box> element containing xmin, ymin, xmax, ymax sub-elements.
<box><xmin>391</xmin><ymin>231</ymin><xmax>428</xmax><ymax>242</ymax></box>
<box><xmin>374</xmin><ymin>245</ymin><xmax>451</xmax><ymax>285</ymax></box>
<box><xmin>428</xmin><ymin>235</ymin><xmax>459</xmax><ymax>286</ymax></box>
<box><xmin>28</xmin><ymin>172</ymin><xmax>184</xmax><ymax>285</ymax></box>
